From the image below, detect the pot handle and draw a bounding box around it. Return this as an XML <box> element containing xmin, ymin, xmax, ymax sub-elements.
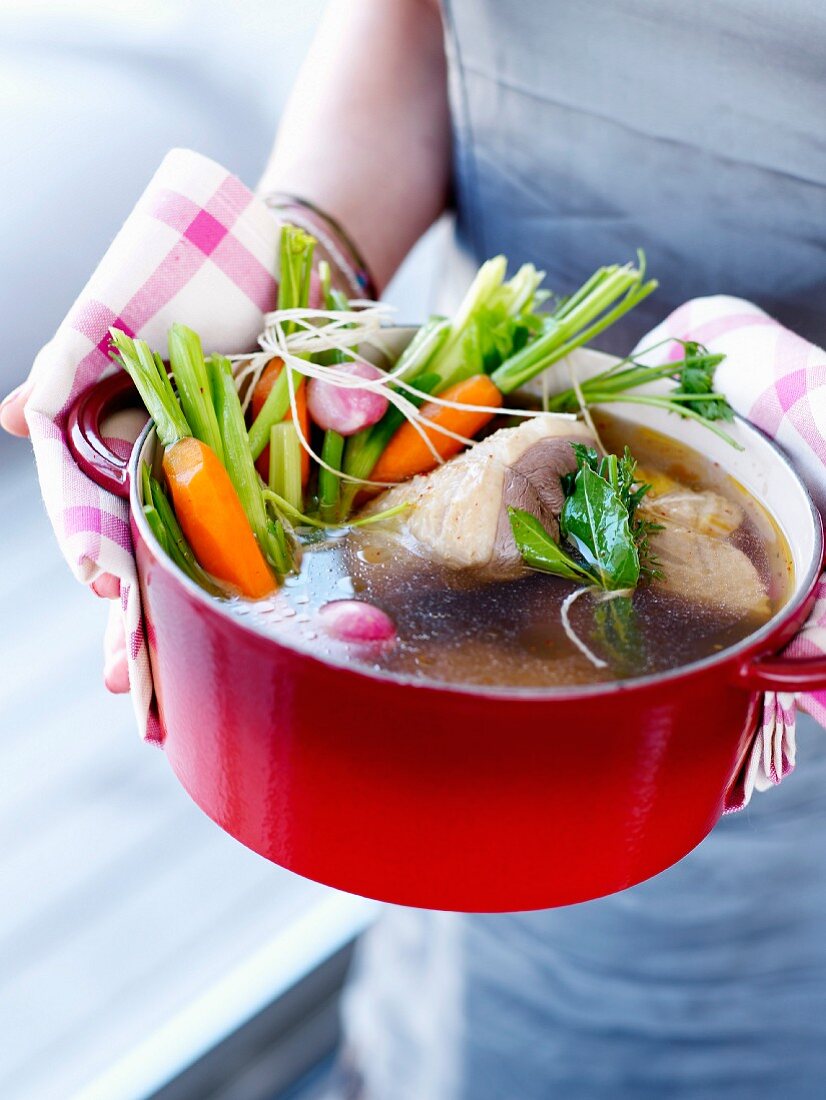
<box><xmin>738</xmin><ymin>653</ymin><xmax>826</xmax><ymax>692</ymax></box>
<box><xmin>66</xmin><ymin>371</ymin><xmax>142</xmax><ymax>501</ymax></box>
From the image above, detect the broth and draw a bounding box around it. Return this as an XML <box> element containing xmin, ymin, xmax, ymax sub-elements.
<box><xmin>231</xmin><ymin>416</ymin><xmax>793</xmax><ymax>688</ymax></box>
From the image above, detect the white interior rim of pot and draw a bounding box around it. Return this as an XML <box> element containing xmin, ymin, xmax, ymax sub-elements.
<box><xmin>129</xmin><ymin>362</ymin><xmax>823</xmax><ymax>702</ymax></box>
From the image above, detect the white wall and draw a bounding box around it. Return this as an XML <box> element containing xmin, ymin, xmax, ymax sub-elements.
<box><xmin>1</xmin><ymin>0</ymin><xmax>443</xmax><ymax>388</ymax></box>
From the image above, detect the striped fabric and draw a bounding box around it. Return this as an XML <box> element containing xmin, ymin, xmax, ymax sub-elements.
<box><xmin>637</xmin><ymin>296</ymin><xmax>826</xmax><ymax>807</ymax></box>
<box><xmin>25</xmin><ymin>149</ymin><xmax>280</xmax><ymax>740</ymax></box>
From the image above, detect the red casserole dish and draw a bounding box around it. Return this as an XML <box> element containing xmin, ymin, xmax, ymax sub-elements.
<box><xmin>68</xmin><ymin>336</ymin><xmax>826</xmax><ymax>912</ymax></box>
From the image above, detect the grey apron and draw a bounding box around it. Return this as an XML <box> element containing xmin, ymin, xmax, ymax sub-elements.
<box><xmin>342</xmin><ymin>3</ymin><xmax>826</xmax><ymax>1097</ymax></box>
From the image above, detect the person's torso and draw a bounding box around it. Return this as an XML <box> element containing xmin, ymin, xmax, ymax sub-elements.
<box><xmin>343</xmin><ymin>719</ymin><xmax>826</xmax><ymax>1100</ymax></box>
<box><xmin>342</xmin><ymin>11</ymin><xmax>826</xmax><ymax>1098</ymax></box>
<box><xmin>442</xmin><ymin>0</ymin><xmax>826</xmax><ymax>348</ymax></box>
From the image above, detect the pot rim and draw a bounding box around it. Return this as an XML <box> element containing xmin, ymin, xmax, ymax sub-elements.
<box><xmin>130</xmin><ymin>410</ymin><xmax>823</xmax><ymax>703</ymax></box>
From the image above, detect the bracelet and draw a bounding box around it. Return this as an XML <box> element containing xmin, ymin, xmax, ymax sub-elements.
<box><xmin>260</xmin><ymin>192</ymin><xmax>379</xmax><ymax>301</ymax></box>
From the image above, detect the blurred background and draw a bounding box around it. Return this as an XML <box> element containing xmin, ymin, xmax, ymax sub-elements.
<box><xmin>0</xmin><ymin>3</ymin><xmax>439</xmax><ymax>1097</ymax></box>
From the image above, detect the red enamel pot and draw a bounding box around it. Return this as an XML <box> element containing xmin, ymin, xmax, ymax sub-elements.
<box><xmin>68</xmin><ymin>342</ymin><xmax>826</xmax><ymax>912</ymax></box>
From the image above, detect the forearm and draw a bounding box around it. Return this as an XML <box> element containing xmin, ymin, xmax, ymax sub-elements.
<box><xmin>258</xmin><ymin>0</ymin><xmax>451</xmax><ymax>293</ymax></box>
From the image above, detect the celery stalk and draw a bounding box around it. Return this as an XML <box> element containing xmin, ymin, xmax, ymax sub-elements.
<box><xmin>140</xmin><ymin>454</ymin><xmax>154</xmax><ymax>507</ymax></box>
<box><xmin>313</xmin><ymin>275</ymin><xmax>357</xmax><ymax>517</ymax></box>
<box><xmin>143</xmin><ymin>505</ymin><xmax>173</xmax><ymax>558</ymax></box>
<box><xmin>248</xmin><ymin>225</ymin><xmax>316</xmax><ymax>457</ymax></box>
<box><xmin>168</xmin><ymin>323</ymin><xmax>225</xmax><ymax>463</ymax></box>
<box><xmin>208</xmin><ymin>355</ymin><xmax>293</xmax><ymax>575</ymax></box>
<box><xmin>269</xmin><ymin>422</ymin><xmax>303</xmax><ymax>513</ymax></box>
<box><xmin>318</xmin><ymin>431</ymin><xmax>345</xmax><ymax>521</ymax></box>
<box><xmin>390</xmin><ymin>317</ymin><xmax>451</xmax><ymax>383</ymax></box>
<box><xmin>249</xmin><ymin>371</ymin><xmax>297</xmax><ymax>459</ymax></box>
<box><xmin>491</xmin><ymin>261</ymin><xmax>658</xmax><ymax>394</ymax></box>
<box><xmin>277</xmin><ymin>225</ymin><xmax>316</xmax><ymax>335</ymax></box>
<box><xmin>424</xmin><ymin>257</ymin><xmax>508</xmax><ymax>391</ymax></box>
<box><xmin>419</xmin><ymin>258</ymin><xmax>546</xmax><ymax>392</ymax></box>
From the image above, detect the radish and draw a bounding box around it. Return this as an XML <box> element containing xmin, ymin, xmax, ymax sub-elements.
<box><xmin>318</xmin><ymin>599</ymin><xmax>396</xmax><ymax>644</ymax></box>
<box><xmin>307</xmin><ymin>362</ymin><xmax>389</xmax><ymax>436</ymax></box>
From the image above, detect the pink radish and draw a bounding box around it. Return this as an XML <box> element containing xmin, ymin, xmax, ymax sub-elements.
<box><xmin>307</xmin><ymin>362</ymin><xmax>389</xmax><ymax>436</ymax></box>
<box><xmin>318</xmin><ymin>599</ymin><xmax>397</xmax><ymax>644</ymax></box>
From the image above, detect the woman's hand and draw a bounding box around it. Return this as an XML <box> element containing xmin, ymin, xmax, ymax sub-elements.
<box><xmin>2</xmin><ymin>381</ymin><xmax>131</xmax><ymax>692</ymax></box>
<box><xmin>103</xmin><ymin>600</ymin><xmax>130</xmax><ymax>694</ymax></box>
<box><xmin>0</xmin><ymin>380</ymin><xmax>33</xmax><ymax>437</ymax></box>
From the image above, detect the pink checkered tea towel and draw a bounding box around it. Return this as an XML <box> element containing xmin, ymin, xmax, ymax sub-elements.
<box><xmin>25</xmin><ymin>148</ymin><xmax>281</xmax><ymax>741</ymax></box>
<box><xmin>636</xmin><ymin>297</ymin><xmax>826</xmax><ymax>808</ymax></box>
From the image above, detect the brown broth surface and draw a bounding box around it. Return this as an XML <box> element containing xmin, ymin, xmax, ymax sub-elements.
<box><xmin>232</xmin><ymin>417</ymin><xmax>793</xmax><ymax>688</ymax></box>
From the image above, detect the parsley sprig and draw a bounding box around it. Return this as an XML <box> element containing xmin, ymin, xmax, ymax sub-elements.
<box><xmin>673</xmin><ymin>341</ymin><xmax>733</xmax><ymax>422</ymax></box>
<box><xmin>546</xmin><ymin>340</ymin><xmax>738</xmax><ymax>446</ymax></box>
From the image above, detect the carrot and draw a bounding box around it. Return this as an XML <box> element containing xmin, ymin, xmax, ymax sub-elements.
<box><xmin>369</xmin><ymin>374</ymin><xmax>503</xmax><ymax>485</ymax></box>
<box><xmin>163</xmin><ymin>437</ymin><xmax>276</xmax><ymax>598</ymax></box>
<box><xmin>109</xmin><ymin>328</ymin><xmax>281</xmax><ymax>598</ymax></box>
<box><xmin>252</xmin><ymin>358</ymin><xmax>311</xmax><ymax>485</ymax></box>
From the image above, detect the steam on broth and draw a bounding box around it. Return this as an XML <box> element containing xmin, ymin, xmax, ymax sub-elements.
<box><xmin>234</xmin><ymin>414</ymin><xmax>793</xmax><ymax>689</ymax></box>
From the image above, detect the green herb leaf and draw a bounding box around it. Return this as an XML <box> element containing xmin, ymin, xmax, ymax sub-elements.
<box><xmin>507</xmin><ymin>507</ymin><xmax>596</xmax><ymax>583</ymax></box>
<box><xmin>674</xmin><ymin>341</ymin><xmax>733</xmax><ymax>421</ymax></box>
<box><xmin>544</xmin><ymin>340</ymin><xmax>739</xmax><ymax>448</ymax></box>
<box><xmin>614</xmin><ymin>447</ymin><xmax>662</xmax><ymax>580</ymax></box>
<box><xmin>511</xmin><ymin>446</ymin><xmax>660</xmax><ymax>592</ymax></box>
<box><xmin>560</xmin><ymin>457</ymin><xmax>641</xmax><ymax>591</ymax></box>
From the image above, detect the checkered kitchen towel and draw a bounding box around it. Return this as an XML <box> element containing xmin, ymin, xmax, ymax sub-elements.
<box><xmin>25</xmin><ymin>148</ymin><xmax>280</xmax><ymax>741</ymax></box>
<box><xmin>637</xmin><ymin>297</ymin><xmax>826</xmax><ymax>808</ymax></box>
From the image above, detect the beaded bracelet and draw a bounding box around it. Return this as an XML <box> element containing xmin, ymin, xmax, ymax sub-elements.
<box><xmin>260</xmin><ymin>192</ymin><xmax>378</xmax><ymax>301</ymax></box>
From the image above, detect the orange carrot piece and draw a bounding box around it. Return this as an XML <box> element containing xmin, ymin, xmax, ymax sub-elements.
<box><xmin>163</xmin><ymin>436</ymin><xmax>276</xmax><ymax>598</ymax></box>
<box><xmin>251</xmin><ymin>358</ymin><xmax>311</xmax><ymax>485</ymax></box>
<box><xmin>370</xmin><ymin>374</ymin><xmax>503</xmax><ymax>485</ymax></box>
